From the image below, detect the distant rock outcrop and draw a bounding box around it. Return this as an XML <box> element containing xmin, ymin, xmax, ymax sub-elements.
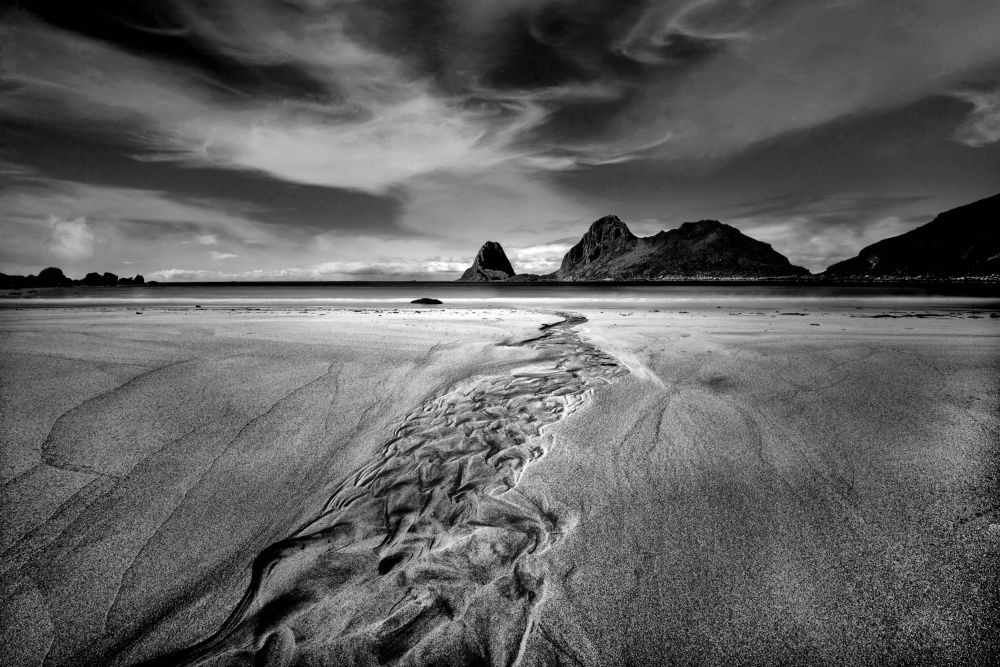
<box><xmin>457</xmin><ymin>241</ymin><xmax>516</xmax><ymax>282</ymax></box>
<box><xmin>505</xmin><ymin>273</ymin><xmax>557</xmax><ymax>282</ymax></box>
<box><xmin>411</xmin><ymin>298</ymin><xmax>442</xmax><ymax>304</ymax></box>
<box><xmin>556</xmin><ymin>216</ymin><xmax>810</xmax><ymax>280</ymax></box>
<box><xmin>1</xmin><ymin>267</ymin><xmax>146</xmax><ymax>289</ymax></box>
<box><xmin>37</xmin><ymin>267</ymin><xmax>74</xmax><ymax>287</ymax></box>
<box><xmin>822</xmin><ymin>193</ymin><xmax>1000</xmax><ymax>279</ymax></box>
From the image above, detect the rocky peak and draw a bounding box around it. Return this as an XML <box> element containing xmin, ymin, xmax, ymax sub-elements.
<box><xmin>677</xmin><ymin>220</ymin><xmax>724</xmax><ymax>233</ymax></box>
<box><xmin>457</xmin><ymin>241</ymin><xmax>516</xmax><ymax>282</ymax></box>
<box><xmin>558</xmin><ymin>215</ymin><xmax>638</xmax><ymax>277</ymax></box>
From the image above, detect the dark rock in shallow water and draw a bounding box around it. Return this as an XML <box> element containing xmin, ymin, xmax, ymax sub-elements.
<box><xmin>457</xmin><ymin>241</ymin><xmax>516</xmax><ymax>282</ymax></box>
<box><xmin>822</xmin><ymin>192</ymin><xmax>1000</xmax><ymax>279</ymax></box>
<box><xmin>411</xmin><ymin>298</ymin><xmax>442</xmax><ymax>304</ymax></box>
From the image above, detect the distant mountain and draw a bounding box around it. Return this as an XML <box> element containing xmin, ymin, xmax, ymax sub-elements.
<box><xmin>823</xmin><ymin>193</ymin><xmax>1000</xmax><ymax>278</ymax></box>
<box><xmin>457</xmin><ymin>241</ymin><xmax>516</xmax><ymax>282</ymax></box>
<box><xmin>555</xmin><ymin>215</ymin><xmax>810</xmax><ymax>280</ymax></box>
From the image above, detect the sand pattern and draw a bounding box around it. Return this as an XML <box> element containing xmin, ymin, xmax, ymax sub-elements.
<box><xmin>146</xmin><ymin>313</ymin><xmax>627</xmax><ymax>667</ymax></box>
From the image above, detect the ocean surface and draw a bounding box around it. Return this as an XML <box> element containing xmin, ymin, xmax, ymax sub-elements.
<box><xmin>2</xmin><ymin>282</ymin><xmax>999</xmax><ymax>312</ymax></box>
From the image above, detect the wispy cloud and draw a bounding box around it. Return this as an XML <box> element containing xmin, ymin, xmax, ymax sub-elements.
<box><xmin>0</xmin><ymin>14</ymin><xmax>559</xmax><ymax>195</ymax></box>
<box><xmin>7</xmin><ymin>1</ymin><xmax>998</xmax><ymax>191</ymax></box>
<box><xmin>209</xmin><ymin>251</ymin><xmax>238</xmax><ymax>260</ymax></box>
<box><xmin>0</xmin><ymin>175</ymin><xmax>279</xmax><ymax>272</ymax></box>
<box><xmin>508</xmin><ymin>242</ymin><xmax>576</xmax><ymax>275</ymax></box>
<box><xmin>950</xmin><ymin>85</ymin><xmax>1000</xmax><ymax>147</ymax></box>
<box><xmin>0</xmin><ymin>178</ymin><xmax>272</xmax><ymax>240</ymax></box>
<box><xmin>724</xmin><ymin>193</ymin><xmax>934</xmax><ymax>271</ymax></box>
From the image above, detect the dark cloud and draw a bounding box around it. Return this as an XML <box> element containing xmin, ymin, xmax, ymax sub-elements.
<box><xmin>13</xmin><ymin>1</ymin><xmax>334</xmax><ymax>103</ymax></box>
<box><xmin>546</xmin><ymin>92</ymin><xmax>1000</xmax><ymax>224</ymax></box>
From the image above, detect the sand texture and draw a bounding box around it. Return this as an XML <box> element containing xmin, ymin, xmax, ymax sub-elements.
<box><xmin>521</xmin><ymin>309</ymin><xmax>1000</xmax><ymax>665</ymax></box>
<box><xmin>1</xmin><ymin>308</ymin><xmax>553</xmax><ymax>666</ymax></box>
<box><xmin>146</xmin><ymin>314</ymin><xmax>626</xmax><ymax>666</ymax></box>
<box><xmin>2</xmin><ymin>304</ymin><xmax>998</xmax><ymax>666</ymax></box>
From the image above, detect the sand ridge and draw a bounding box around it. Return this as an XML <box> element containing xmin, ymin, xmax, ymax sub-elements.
<box><xmin>143</xmin><ymin>313</ymin><xmax>628</xmax><ymax>667</ymax></box>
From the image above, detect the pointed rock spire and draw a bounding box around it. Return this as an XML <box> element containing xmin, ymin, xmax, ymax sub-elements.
<box><xmin>557</xmin><ymin>215</ymin><xmax>638</xmax><ymax>278</ymax></box>
<box><xmin>457</xmin><ymin>241</ymin><xmax>516</xmax><ymax>282</ymax></box>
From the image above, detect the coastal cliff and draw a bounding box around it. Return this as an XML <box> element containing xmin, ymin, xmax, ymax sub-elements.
<box><xmin>822</xmin><ymin>193</ymin><xmax>1000</xmax><ymax>279</ymax></box>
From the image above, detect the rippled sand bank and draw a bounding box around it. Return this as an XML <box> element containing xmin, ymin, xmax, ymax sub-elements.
<box><xmin>1</xmin><ymin>305</ymin><xmax>998</xmax><ymax>666</ymax></box>
<box><xmin>0</xmin><ymin>307</ymin><xmax>554</xmax><ymax>666</ymax></box>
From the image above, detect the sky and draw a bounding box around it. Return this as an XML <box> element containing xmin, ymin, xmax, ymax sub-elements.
<box><xmin>1</xmin><ymin>0</ymin><xmax>998</xmax><ymax>280</ymax></box>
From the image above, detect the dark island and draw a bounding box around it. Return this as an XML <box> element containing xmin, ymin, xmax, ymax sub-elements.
<box><xmin>457</xmin><ymin>193</ymin><xmax>999</xmax><ymax>283</ymax></box>
<box><xmin>458</xmin><ymin>215</ymin><xmax>809</xmax><ymax>282</ymax></box>
<box><xmin>2</xmin><ymin>267</ymin><xmax>146</xmax><ymax>290</ymax></box>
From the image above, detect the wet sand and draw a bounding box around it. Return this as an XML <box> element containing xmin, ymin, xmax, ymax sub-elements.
<box><xmin>1</xmin><ymin>305</ymin><xmax>998</xmax><ymax>665</ymax></box>
<box><xmin>528</xmin><ymin>309</ymin><xmax>1000</xmax><ymax>665</ymax></box>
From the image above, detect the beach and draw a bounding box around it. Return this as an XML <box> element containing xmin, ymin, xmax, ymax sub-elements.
<box><xmin>2</xmin><ymin>300</ymin><xmax>998</xmax><ymax>665</ymax></box>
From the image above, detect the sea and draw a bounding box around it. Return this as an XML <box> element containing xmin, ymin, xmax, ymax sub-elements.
<box><xmin>2</xmin><ymin>282</ymin><xmax>999</xmax><ymax>313</ymax></box>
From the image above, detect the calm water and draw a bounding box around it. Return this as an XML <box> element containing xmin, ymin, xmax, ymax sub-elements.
<box><xmin>2</xmin><ymin>282</ymin><xmax>998</xmax><ymax>311</ymax></box>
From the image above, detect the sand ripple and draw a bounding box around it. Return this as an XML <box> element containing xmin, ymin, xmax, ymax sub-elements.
<box><xmin>145</xmin><ymin>313</ymin><xmax>627</xmax><ymax>667</ymax></box>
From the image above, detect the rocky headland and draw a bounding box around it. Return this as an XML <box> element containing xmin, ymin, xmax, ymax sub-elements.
<box><xmin>822</xmin><ymin>193</ymin><xmax>999</xmax><ymax>280</ymax></box>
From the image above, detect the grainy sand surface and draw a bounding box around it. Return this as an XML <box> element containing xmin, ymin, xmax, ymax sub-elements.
<box><xmin>1</xmin><ymin>304</ymin><xmax>998</xmax><ymax>666</ymax></box>
<box><xmin>525</xmin><ymin>308</ymin><xmax>1000</xmax><ymax>665</ymax></box>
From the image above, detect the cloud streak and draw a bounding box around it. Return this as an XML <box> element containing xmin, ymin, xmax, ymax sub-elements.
<box><xmin>7</xmin><ymin>1</ymin><xmax>999</xmax><ymax>191</ymax></box>
<box><xmin>0</xmin><ymin>11</ymin><xmax>560</xmax><ymax>195</ymax></box>
<box><xmin>950</xmin><ymin>85</ymin><xmax>1000</xmax><ymax>147</ymax></box>
<box><xmin>724</xmin><ymin>193</ymin><xmax>935</xmax><ymax>272</ymax></box>
<box><xmin>0</xmin><ymin>177</ymin><xmax>272</xmax><ymax>241</ymax></box>
<box><xmin>0</xmin><ymin>174</ymin><xmax>283</xmax><ymax>273</ymax></box>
